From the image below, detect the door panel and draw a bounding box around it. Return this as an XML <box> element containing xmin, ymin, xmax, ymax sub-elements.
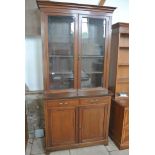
<box><xmin>79</xmin><ymin>103</ymin><xmax>109</xmax><ymax>143</ymax></box>
<box><xmin>47</xmin><ymin>107</ymin><xmax>77</xmax><ymax>146</ymax></box>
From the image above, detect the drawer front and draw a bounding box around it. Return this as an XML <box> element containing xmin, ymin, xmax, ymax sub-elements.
<box><xmin>46</xmin><ymin>99</ymin><xmax>79</xmax><ymax>107</ymax></box>
<box><xmin>79</xmin><ymin>96</ymin><xmax>110</xmax><ymax>105</ymax></box>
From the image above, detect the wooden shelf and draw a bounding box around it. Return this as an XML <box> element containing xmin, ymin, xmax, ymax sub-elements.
<box><xmin>49</xmin><ymin>55</ymin><xmax>73</xmax><ymax>58</ymax></box>
<box><xmin>86</xmin><ymin>72</ymin><xmax>103</xmax><ymax>74</ymax></box>
<box><xmin>81</xmin><ymin>55</ymin><xmax>104</xmax><ymax>58</ymax></box>
<box><xmin>119</xmin><ymin>46</ymin><xmax>129</xmax><ymax>49</ymax></box>
<box><xmin>118</xmin><ymin>63</ymin><xmax>129</xmax><ymax>66</ymax></box>
<box><xmin>120</xmin><ymin>33</ymin><xmax>129</xmax><ymax>36</ymax></box>
<box><xmin>119</xmin><ymin>46</ymin><xmax>129</xmax><ymax>48</ymax></box>
<box><xmin>50</xmin><ymin>72</ymin><xmax>73</xmax><ymax>75</ymax></box>
<box><xmin>117</xmin><ymin>78</ymin><xmax>129</xmax><ymax>83</ymax></box>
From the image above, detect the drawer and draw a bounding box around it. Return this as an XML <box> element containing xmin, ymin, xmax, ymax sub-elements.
<box><xmin>46</xmin><ymin>99</ymin><xmax>79</xmax><ymax>107</ymax></box>
<box><xmin>79</xmin><ymin>96</ymin><xmax>110</xmax><ymax>105</ymax></box>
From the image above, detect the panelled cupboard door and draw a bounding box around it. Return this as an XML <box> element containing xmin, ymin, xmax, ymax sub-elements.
<box><xmin>46</xmin><ymin>107</ymin><xmax>77</xmax><ymax>147</ymax></box>
<box><xmin>79</xmin><ymin>103</ymin><xmax>110</xmax><ymax>143</ymax></box>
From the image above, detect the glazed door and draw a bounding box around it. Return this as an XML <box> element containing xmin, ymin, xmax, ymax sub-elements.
<box><xmin>79</xmin><ymin>103</ymin><xmax>110</xmax><ymax>143</ymax></box>
<box><xmin>46</xmin><ymin>107</ymin><xmax>77</xmax><ymax>147</ymax></box>
<box><xmin>45</xmin><ymin>14</ymin><xmax>78</xmax><ymax>92</ymax></box>
<box><xmin>78</xmin><ymin>15</ymin><xmax>109</xmax><ymax>90</ymax></box>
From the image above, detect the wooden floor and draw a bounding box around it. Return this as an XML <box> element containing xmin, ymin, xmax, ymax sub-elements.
<box><xmin>25</xmin><ymin>137</ymin><xmax>129</xmax><ymax>155</ymax></box>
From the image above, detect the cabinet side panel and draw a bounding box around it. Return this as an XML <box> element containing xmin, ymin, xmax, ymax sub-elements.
<box><xmin>108</xmin><ymin>29</ymin><xmax>119</xmax><ymax>93</ymax></box>
<box><xmin>121</xmin><ymin>107</ymin><xmax>129</xmax><ymax>145</ymax></box>
<box><xmin>104</xmin><ymin>17</ymin><xmax>112</xmax><ymax>88</ymax></box>
<box><xmin>109</xmin><ymin>101</ymin><xmax>124</xmax><ymax>143</ymax></box>
<box><xmin>41</xmin><ymin>12</ymin><xmax>49</xmax><ymax>91</ymax></box>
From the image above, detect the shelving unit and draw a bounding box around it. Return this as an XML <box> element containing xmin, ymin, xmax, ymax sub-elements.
<box><xmin>108</xmin><ymin>22</ymin><xmax>129</xmax><ymax>149</ymax></box>
<box><xmin>109</xmin><ymin>23</ymin><xmax>129</xmax><ymax>98</ymax></box>
<box><xmin>36</xmin><ymin>0</ymin><xmax>116</xmax><ymax>152</ymax></box>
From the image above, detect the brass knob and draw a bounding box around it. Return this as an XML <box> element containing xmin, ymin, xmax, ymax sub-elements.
<box><xmin>90</xmin><ymin>99</ymin><xmax>98</xmax><ymax>103</ymax></box>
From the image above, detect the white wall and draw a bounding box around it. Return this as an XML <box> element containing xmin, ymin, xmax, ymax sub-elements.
<box><xmin>25</xmin><ymin>0</ymin><xmax>129</xmax><ymax>91</ymax></box>
<box><xmin>50</xmin><ymin>0</ymin><xmax>99</xmax><ymax>5</ymax></box>
<box><xmin>25</xmin><ymin>37</ymin><xmax>43</xmax><ymax>90</ymax></box>
<box><xmin>104</xmin><ymin>0</ymin><xmax>129</xmax><ymax>24</ymax></box>
<box><xmin>25</xmin><ymin>0</ymin><xmax>43</xmax><ymax>90</ymax></box>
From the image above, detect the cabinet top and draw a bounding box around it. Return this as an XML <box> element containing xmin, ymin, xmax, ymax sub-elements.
<box><xmin>36</xmin><ymin>0</ymin><xmax>116</xmax><ymax>13</ymax></box>
<box><xmin>44</xmin><ymin>90</ymin><xmax>113</xmax><ymax>100</ymax></box>
<box><xmin>113</xmin><ymin>98</ymin><xmax>129</xmax><ymax>107</ymax></box>
<box><xmin>112</xmin><ymin>22</ymin><xmax>129</xmax><ymax>29</ymax></box>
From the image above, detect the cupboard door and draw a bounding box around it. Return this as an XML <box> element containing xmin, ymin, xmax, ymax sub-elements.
<box><xmin>46</xmin><ymin>107</ymin><xmax>77</xmax><ymax>147</ymax></box>
<box><xmin>79</xmin><ymin>103</ymin><xmax>110</xmax><ymax>143</ymax></box>
<box><xmin>47</xmin><ymin>15</ymin><xmax>77</xmax><ymax>90</ymax></box>
<box><xmin>79</xmin><ymin>16</ymin><xmax>107</xmax><ymax>89</ymax></box>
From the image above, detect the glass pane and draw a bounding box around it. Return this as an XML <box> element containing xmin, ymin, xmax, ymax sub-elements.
<box><xmin>81</xmin><ymin>73</ymin><xmax>103</xmax><ymax>88</ymax></box>
<box><xmin>81</xmin><ymin>17</ymin><xmax>105</xmax><ymax>88</ymax></box>
<box><xmin>81</xmin><ymin>57</ymin><xmax>103</xmax><ymax>88</ymax></box>
<box><xmin>48</xmin><ymin>16</ymin><xmax>75</xmax><ymax>89</ymax></box>
<box><xmin>81</xmin><ymin>57</ymin><xmax>103</xmax><ymax>73</ymax></box>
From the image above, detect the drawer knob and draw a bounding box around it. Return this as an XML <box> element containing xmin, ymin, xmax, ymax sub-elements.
<box><xmin>90</xmin><ymin>99</ymin><xmax>99</xmax><ymax>103</ymax></box>
<box><xmin>59</xmin><ymin>102</ymin><xmax>63</xmax><ymax>105</ymax></box>
<box><xmin>64</xmin><ymin>102</ymin><xmax>68</xmax><ymax>105</ymax></box>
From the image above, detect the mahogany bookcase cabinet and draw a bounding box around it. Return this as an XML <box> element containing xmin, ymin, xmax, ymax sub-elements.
<box><xmin>36</xmin><ymin>0</ymin><xmax>116</xmax><ymax>152</ymax></box>
<box><xmin>108</xmin><ymin>23</ymin><xmax>129</xmax><ymax>149</ymax></box>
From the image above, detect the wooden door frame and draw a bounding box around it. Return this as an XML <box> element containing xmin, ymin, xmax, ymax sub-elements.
<box><xmin>42</xmin><ymin>12</ymin><xmax>79</xmax><ymax>94</ymax></box>
<box><xmin>78</xmin><ymin>14</ymin><xmax>111</xmax><ymax>90</ymax></box>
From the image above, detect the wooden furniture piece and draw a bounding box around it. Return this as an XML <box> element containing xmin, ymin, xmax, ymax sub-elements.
<box><xmin>45</xmin><ymin>96</ymin><xmax>111</xmax><ymax>151</ymax></box>
<box><xmin>109</xmin><ymin>99</ymin><xmax>129</xmax><ymax>149</ymax></box>
<box><xmin>108</xmin><ymin>23</ymin><xmax>129</xmax><ymax>149</ymax></box>
<box><xmin>109</xmin><ymin>23</ymin><xmax>129</xmax><ymax>98</ymax></box>
<box><xmin>36</xmin><ymin>0</ymin><xmax>116</xmax><ymax>152</ymax></box>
